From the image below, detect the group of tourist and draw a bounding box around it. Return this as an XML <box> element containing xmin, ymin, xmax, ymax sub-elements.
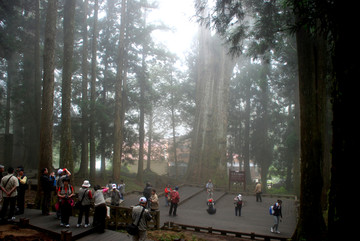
<box><xmin>0</xmin><ymin>165</ymin><xmax>28</xmax><ymax>223</ymax></box>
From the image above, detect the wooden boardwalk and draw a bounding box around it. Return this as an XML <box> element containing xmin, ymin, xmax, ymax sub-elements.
<box><xmin>15</xmin><ymin>208</ymin><xmax>133</xmax><ymax>240</ymax></box>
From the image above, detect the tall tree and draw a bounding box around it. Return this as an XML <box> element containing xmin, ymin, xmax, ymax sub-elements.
<box><xmin>79</xmin><ymin>0</ymin><xmax>89</xmax><ymax>178</ymax></box>
<box><xmin>89</xmin><ymin>0</ymin><xmax>98</xmax><ymax>183</ymax></box>
<box><xmin>113</xmin><ymin>0</ymin><xmax>127</xmax><ymax>181</ymax></box>
<box><xmin>60</xmin><ymin>0</ymin><xmax>76</xmax><ymax>175</ymax></box>
<box><xmin>37</xmin><ymin>0</ymin><xmax>57</xmax><ymax>199</ymax></box>
<box><xmin>187</xmin><ymin>4</ymin><xmax>235</xmax><ymax>183</ymax></box>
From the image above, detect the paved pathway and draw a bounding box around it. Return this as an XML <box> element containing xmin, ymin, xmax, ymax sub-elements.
<box><xmin>121</xmin><ymin>185</ymin><xmax>297</xmax><ymax>239</ymax></box>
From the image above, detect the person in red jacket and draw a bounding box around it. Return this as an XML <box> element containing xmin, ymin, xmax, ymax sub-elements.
<box><xmin>169</xmin><ymin>186</ymin><xmax>180</xmax><ymax>216</ymax></box>
<box><xmin>164</xmin><ymin>184</ymin><xmax>172</xmax><ymax>206</ymax></box>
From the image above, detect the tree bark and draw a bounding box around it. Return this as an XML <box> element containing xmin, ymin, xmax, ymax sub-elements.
<box><xmin>292</xmin><ymin>19</ymin><xmax>327</xmax><ymax>241</ymax></box>
<box><xmin>37</xmin><ymin>0</ymin><xmax>57</xmax><ymax>201</ymax></box>
<box><xmin>113</xmin><ymin>0</ymin><xmax>127</xmax><ymax>181</ymax></box>
<box><xmin>60</xmin><ymin>0</ymin><xmax>76</xmax><ymax>176</ymax></box>
<box><xmin>89</xmin><ymin>0</ymin><xmax>98</xmax><ymax>183</ymax></box>
<box><xmin>79</xmin><ymin>0</ymin><xmax>89</xmax><ymax>178</ymax></box>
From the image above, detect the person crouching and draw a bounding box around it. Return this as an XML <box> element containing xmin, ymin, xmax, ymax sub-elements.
<box><xmin>206</xmin><ymin>198</ymin><xmax>216</xmax><ymax>214</ymax></box>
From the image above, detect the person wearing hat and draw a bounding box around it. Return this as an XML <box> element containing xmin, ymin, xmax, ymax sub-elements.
<box><xmin>169</xmin><ymin>186</ymin><xmax>180</xmax><ymax>216</ymax></box>
<box><xmin>131</xmin><ymin>197</ymin><xmax>152</xmax><ymax>241</ymax></box>
<box><xmin>206</xmin><ymin>198</ymin><xmax>216</xmax><ymax>214</ymax></box>
<box><xmin>40</xmin><ymin>168</ymin><xmax>55</xmax><ymax>215</ymax></box>
<box><xmin>109</xmin><ymin>183</ymin><xmax>121</xmax><ymax>206</ymax></box>
<box><xmin>77</xmin><ymin>180</ymin><xmax>93</xmax><ymax>228</ymax></box>
<box><xmin>234</xmin><ymin>194</ymin><xmax>243</xmax><ymax>216</ymax></box>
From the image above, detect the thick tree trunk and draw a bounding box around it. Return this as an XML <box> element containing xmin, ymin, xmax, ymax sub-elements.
<box><xmin>60</xmin><ymin>0</ymin><xmax>76</xmax><ymax>176</ymax></box>
<box><xmin>37</xmin><ymin>0</ymin><xmax>57</xmax><ymax>202</ymax></box>
<box><xmin>187</xmin><ymin>24</ymin><xmax>235</xmax><ymax>184</ymax></box>
<box><xmin>292</xmin><ymin>21</ymin><xmax>327</xmax><ymax>241</ymax></box>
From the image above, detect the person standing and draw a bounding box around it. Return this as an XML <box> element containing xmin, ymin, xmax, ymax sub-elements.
<box><xmin>149</xmin><ymin>189</ymin><xmax>159</xmax><ymax>211</ymax></box>
<box><xmin>254</xmin><ymin>182</ymin><xmax>262</xmax><ymax>202</ymax></box>
<box><xmin>0</xmin><ymin>167</ymin><xmax>19</xmax><ymax>222</ymax></box>
<box><xmin>271</xmin><ymin>200</ymin><xmax>283</xmax><ymax>234</ymax></box>
<box><xmin>16</xmin><ymin>167</ymin><xmax>27</xmax><ymax>215</ymax></box>
<box><xmin>164</xmin><ymin>184</ymin><xmax>172</xmax><ymax>206</ymax></box>
<box><xmin>206</xmin><ymin>179</ymin><xmax>214</xmax><ymax>198</ymax></box>
<box><xmin>109</xmin><ymin>184</ymin><xmax>121</xmax><ymax>206</ymax></box>
<box><xmin>0</xmin><ymin>164</ymin><xmax>4</xmax><ymax>209</ymax></box>
<box><xmin>57</xmin><ymin>177</ymin><xmax>74</xmax><ymax>228</ymax></box>
<box><xmin>131</xmin><ymin>197</ymin><xmax>152</xmax><ymax>241</ymax></box>
<box><xmin>92</xmin><ymin>185</ymin><xmax>108</xmax><ymax>233</ymax></box>
<box><xmin>233</xmin><ymin>194</ymin><xmax>243</xmax><ymax>216</ymax></box>
<box><xmin>142</xmin><ymin>182</ymin><xmax>152</xmax><ymax>208</ymax></box>
<box><xmin>77</xmin><ymin>180</ymin><xmax>92</xmax><ymax>228</ymax></box>
<box><xmin>169</xmin><ymin>186</ymin><xmax>180</xmax><ymax>216</ymax></box>
<box><xmin>40</xmin><ymin>168</ymin><xmax>55</xmax><ymax>215</ymax></box>
<box><xmin>118</xmin><ymin>180</ymin><xmax>125</xmax><ymax>201</ymax></box>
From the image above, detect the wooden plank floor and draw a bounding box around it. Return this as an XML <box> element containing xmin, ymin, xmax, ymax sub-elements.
<box><xmin>15</xmin><ymin>208</ymin><xmax>143</xmax><ymax>240</ymax></box>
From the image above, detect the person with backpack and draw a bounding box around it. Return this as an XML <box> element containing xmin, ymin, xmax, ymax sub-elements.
<box><xmin>164</xmin><ymin>184</ymin><xmax>172</xmax><ymax>206</ymax></box>
<box><xmin>233</xmin><ymin>194</ymin><xmax>243</xmax><ymax>216</ymax></box>
<box><xmin>0</xmin><ymin>167</ymin><xmax>19</xmax><ymax>222</ymax></box>
<box><xmin>57</xmin><ymin>177</ymin><xmax>74</xmax><ymax>228</ymax></box>
<box><xmin>169</xmin><ymin>186</ymin><xmax>180</xmax><ymax>216</ymax></box>
<box><xmin>130</xmin><ymin>197</ymin><xmax>152</xmax><ymax>241</ymax></box>
<box><xmin>270</xmin><ymin>199</ymin><xmax>283</xmax><ymax>234</ymax></box>
<box><xmin>77</xmin><ymin>180</ymin><xmax>92</xmax><ymax>228</ymax></box>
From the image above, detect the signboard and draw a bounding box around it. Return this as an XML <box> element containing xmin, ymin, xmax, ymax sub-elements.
<box><xmin>229</xmin><ymin>171</ymin><xmax>245</xmax><ymax>182</ymax></box>
<box><xmin>229</xmin><ymin>170</ymin><xmax>246</xmax><ymax>191</ymax></box>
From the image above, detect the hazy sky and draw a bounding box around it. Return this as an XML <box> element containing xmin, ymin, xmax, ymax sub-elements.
<box><xmin>148</xmin><ymin>0</ymin><xmax>198</xmax><ymax>60</ymax></box>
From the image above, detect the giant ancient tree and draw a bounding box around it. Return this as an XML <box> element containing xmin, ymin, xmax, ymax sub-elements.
<box><xmin>187</xmin><ymin>14</ymin><xmax>235</xmax><ymax>183</ymax></box>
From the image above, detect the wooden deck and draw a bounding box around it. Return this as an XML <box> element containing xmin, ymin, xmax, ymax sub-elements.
<box><xmin>15</xmin><ymin>208</ymin><xmax>133</xmax><ymax>240</ymax></box>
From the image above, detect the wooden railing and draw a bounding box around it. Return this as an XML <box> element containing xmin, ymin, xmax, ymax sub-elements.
<box><xmin>163</xmin><ymin>221</ymin><xmax>289</xmax><ymax>241</ymax></box>
<box><xmin>105</xmin><ymin>205</ymin><xmax>160</xmax><ymax>230</ymax></box>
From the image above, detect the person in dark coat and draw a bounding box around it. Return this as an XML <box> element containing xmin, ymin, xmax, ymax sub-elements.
<box><xmin>40</xmin><ymin>168</ymin><xmax>55</xmax><ymax>215</ymax></box>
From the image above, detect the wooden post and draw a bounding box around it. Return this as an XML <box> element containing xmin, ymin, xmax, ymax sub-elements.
<box><xmin>61</xmin><ymin>230</ymin><xmax>72</xmax><ymax>241</ymax></box>
<box><xmin>19</xmin><ymin>218</ymin><xmax>29</xmax><ymax>227</ymax></box>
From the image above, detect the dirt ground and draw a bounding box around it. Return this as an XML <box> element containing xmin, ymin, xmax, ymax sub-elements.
<box><xmin>0</xmin><ymin>224</ymin><xmax>54</xmax><ymax>241</ymax></box>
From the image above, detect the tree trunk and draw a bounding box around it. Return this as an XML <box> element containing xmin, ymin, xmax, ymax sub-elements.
<box><xmin>37</xmin><ymin>0</ymin><xmax>57</xmax><ymax>202</ymax></box>
<box><xmin>89</xmin><ymin>0</ymin><xmax>98</xmax><ymax>183</ymax></box>
<box><xmin>79</xmin><ymin>0</ymin><xmax>89</xmax><ymax>178</ymax></box>
<box><xmin>292</xmin><ymin>20</ymin><xmax>327</xmax><ymax>241</ymax></box>
<box><xmin>60</xmin><ymin>0</ymin><xmax>76</xmax><ymax>177</ymax></box>
<box><xmin>187</xmin><ymin>21</ymin><xmax>235</xmax><ymax>184</ymax></box>
<box><xmin>113</xmin><ymin>0</ymin><xmax>127</xmax><ymax>181</ymax></box>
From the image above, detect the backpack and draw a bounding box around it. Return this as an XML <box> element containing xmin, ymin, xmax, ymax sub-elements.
<box><xmin>269</xmin><ymin>205</ymin><xmax>274</xmax><ymax>215</ymax></box>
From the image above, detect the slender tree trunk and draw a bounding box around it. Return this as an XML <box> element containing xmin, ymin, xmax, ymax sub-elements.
<box><xmin>60</xmin><ymin>0</ymin><xmax>76</xmax><ymax>176</ymax></box>
<box><xmin>113</xmin><ymin>0</ymin><xmax>126</xmax><ymax>181</ymax></box>
<box><xmin>79</xmin><ymin>0</ymin><xmax>89</xmax><ymax>178</ymax></box>
<box><xmin>137</xmin><ymin>39</ymin><xmax>146</xmax><ymax>183</ymax></box>
<box><xmin>146</xmin><ymin>107</ymin><xmax>153</xmax><ymax>171</ymax></box>
<box><xmin>37</xmin><ymin>0</ymin><xmax>57</xmax><ymax>203</ymax></box>
<box><xmin>89</xmin><ymin>0</ymin><xmax>98</xmax><ymax>183</ymax></box>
